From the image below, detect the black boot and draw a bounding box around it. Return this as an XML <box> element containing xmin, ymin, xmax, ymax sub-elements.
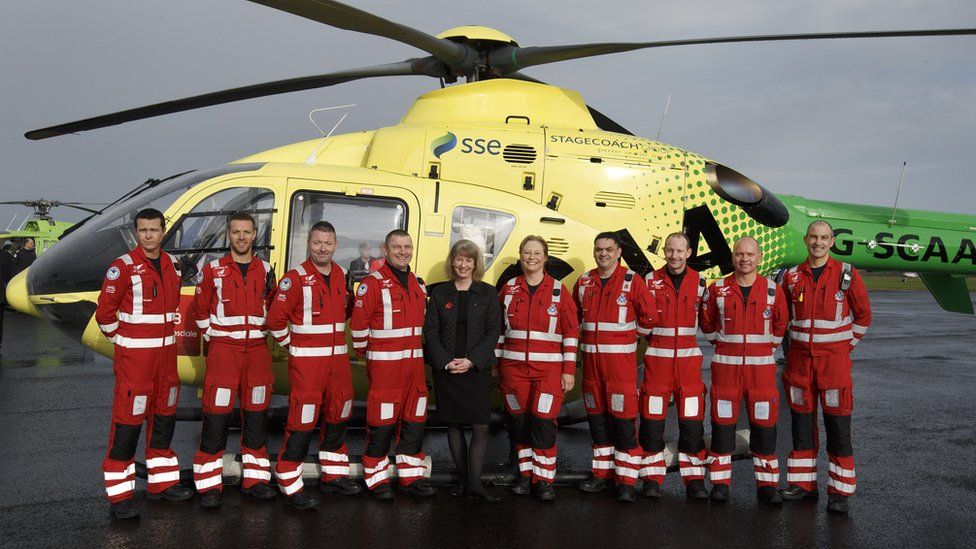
<box><xmin>578</xmin><ymin>476</ymin><xmax>608</xmax><ymax>493</ymax></box>
<box><xmin>827</xmin><ymin>493</ymin><xmax>850</xmax><ymax>514</ymax></box>
<box><xmin>146</xmin><ymin>484</ymin><xmax>193</xmax><ymax>502</ymax></box>
<box><xmin>242</xmin><ymin>483</ymin><xmax>276</xmax><ymax>500</ymax></box>
<box><xmin>109</xmin><ymin>499</ymin><xmax>140</xmax><ymax>520</ymax></box>
<box><xmin>758</xmin><ymin>486</ymin><xmax>784</xmax><ymax>505</ymax></box>
<box><xmin>510</xmin><ymin>476</ymin><xmax>532</xmax><ymax>496</ymax></box>
<box><xmin>371</xmin><ymin>483</ymin><xmax>395</xmax><ymax>501</ymax></box>
<box><xmin>616</xmin><ymin>484</ymin><xmax>636</xmax><ymax>503</ymax></box>
<box><xmin>710</xmin><ymin>484</ymin><xmax>730</xmax><ymax>502</ymax></box>
<box><xmin>319</xmin><ymin>477</ymin><xmax>363</xmax><ymax>495</ymax></box>
<box><xmin>781</xmin><ymin>484</ymin><xmax>818</xmax><ymax>501</ymax></box>
<box><xmin>199</xmin><ymin>489</ymin><xmax>221</xmax><ymax>508</ymax></box>
<box><xmin>642</xmin><ymin>480</ymin><xmax>662</xmax><ymax>499</ymax></box>
<box><xmin>397</xmin><ymin>478</ymin><xmax>437</xmax><ymax>497</ymax></box>
<box><xmin>287</xmin><ymin>490</ymin><xmax>319</xmax><ymax>510</ymax></box>
<box><xmin>534</xmin><ymin>481</ymin><xmax>556</xmax><ymax>502</ymax></box>
<box><xmin>686</xmin><ymin>480</ymin><xmax>709</xmax><ymax>501</ymax></box>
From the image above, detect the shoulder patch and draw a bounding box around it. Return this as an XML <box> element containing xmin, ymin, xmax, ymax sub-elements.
<box><xmin>106</xmin><ymin>266</ymin><xmax>121</xmax><ymax>281</ymax></box>
<box><xmin>279</xmin><ymin>278</ymin><xmax>292</xmax><ymax>291</ymax></box>
<box><xmin>357</xmin><ymin>283</ymin><xmax>368</xmax><ymax>296</ymax></box>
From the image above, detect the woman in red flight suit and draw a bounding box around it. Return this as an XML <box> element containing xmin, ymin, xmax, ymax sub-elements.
<box><xmin>496</xmin><ymin>235</ymin><xmax>579</xmax><ymax>502</ymax></box>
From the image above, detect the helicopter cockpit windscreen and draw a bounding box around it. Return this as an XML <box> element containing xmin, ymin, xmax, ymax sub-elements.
<box><xmin>450</xmin><ymin>206</ymin><xmax>516</xmax><ymax>268</ymax></box>
<box><xmin>287</xmin><ymin>192</ymin><xmax>406</xmax><ymax>287</ymax></box>
<box><xmin>163</xmin><ymin>186</ymin><xmax>275</xmax><ymax>286</ymax></box>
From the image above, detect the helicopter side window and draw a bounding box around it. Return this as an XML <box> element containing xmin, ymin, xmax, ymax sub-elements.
<box><xmin>450</xmin><ymin>206</ymin><xmax>516</xmax><ymax>268</ymax></box>
<box><xmin>163</xmin><ymin>187</ymin><xmax>275</xmax><ymax>286</ymax></box>
<box><xmin>287</xmin><ymin>192</ymin><xmax>406</xmax><ymax>284</ymax></box>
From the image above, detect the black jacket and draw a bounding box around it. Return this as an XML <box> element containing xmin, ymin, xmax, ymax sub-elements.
<box><xmin>424</xmin><ymin>280</ymin><xmax>501</xmax><ymax>374</ymax></box>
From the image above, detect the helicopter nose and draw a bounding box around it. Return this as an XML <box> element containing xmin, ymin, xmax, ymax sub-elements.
<box><xmin>23</xmin><ymin>238</ymin><xmax>104</xmax><ymax>342</ymax></box>
<box><xmin>5</xmin><ymin>269</ymin><xmax>41</xmax><ymax>318</ymax></box>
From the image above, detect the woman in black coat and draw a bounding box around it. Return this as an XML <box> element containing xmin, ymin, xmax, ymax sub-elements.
<box><xmin>424</xmin><ymin>239</ymin><xmax>502</xmax><ymax>502</ymax></box>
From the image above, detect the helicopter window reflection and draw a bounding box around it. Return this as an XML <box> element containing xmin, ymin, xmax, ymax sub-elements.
<box><xmin>450</xmin><ymin>206</ymin><xmax>516</xmax><ymax>268</ymax></box>
<box><xmin>286</xmin><ymin>192</ymin><xmax>406</xmax><ymax>285</ymax></box>
<box><xmin>163</xmin><ymin>187</ymin><xmax>275</xmax><ymax>286</ymax></box>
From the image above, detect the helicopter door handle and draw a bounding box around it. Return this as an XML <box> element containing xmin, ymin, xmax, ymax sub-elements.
<box><xmin>506</xmin><ymin>115</ymin><xmax>530</xmax><ymax>125</ymax></box>
<box><xmin>540</xmin><ymin>217</ymin><xmax>565</xmax><ymax>224</ymax></box>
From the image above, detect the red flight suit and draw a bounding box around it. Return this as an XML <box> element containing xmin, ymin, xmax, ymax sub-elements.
<box><xmin>496</xmin><ymin>274</ymin><xmax>579</xmax><ymax>484</ymax></box>
<box><xmin>574</xmin><ymin>265</ymin><xmax>655</xmax><ymax>486</ymax></box>
<box><xmin>95</xmin><ymin>247</ymin><xmax>183</xmax><ymax>503</ymax></box>
<box><xmin>190</xmin><ymin>255</ymin><xmax>275</xmax><ymax>494</ymax></box>
<box><xmin>350</xmin><ymin>263</ymin><xmax>429</xmax><ymax>491</ymax></box>
<box><xmin>266</xmin><ymin>260</ymin><xmax>354</xmax><ymax>497</ymax></box>
<box><xmin>700</xmin><ymin>275</ymin><xmax>788</xmax><ymax>489</ymax></box>
<box><xmin>640</xmin><ymin>266</ymin><xmax>708</xmax><ymax>487</ymax></box>
<box><xmin>782</xmin><ymin>257</ymin><xmax>871</xmax><ymax>497</ymax></box>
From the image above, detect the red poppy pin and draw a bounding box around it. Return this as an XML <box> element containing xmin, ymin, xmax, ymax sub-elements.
<box><xmin>445</xmin><ymin>302</ymin><xmax>453</xmax><ymax>310</ymax></box>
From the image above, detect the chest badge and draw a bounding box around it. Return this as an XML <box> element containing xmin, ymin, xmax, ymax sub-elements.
<box><xmin>835</xmin><ymin>290</ymin><xmax>845</xmax><ymax>301</ymax></box>
<box><xmin>616</xmin><ymin>294</ymin><xmax>627</xmax><ymax>306</ymax></box>
<box><xmin>547</xmin><ymin>304</ymin><xmax>558</xmax><ymax>316</ymax></box>
<box><xmin>763</xmin><ymin>306</ymin><xmax>772</xmax><ymax>319</ymax></box>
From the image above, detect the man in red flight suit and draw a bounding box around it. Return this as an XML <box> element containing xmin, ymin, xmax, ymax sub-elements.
<box><xmin>639</xmin><ymin>232</ymin><xmax>710</xmax><ymax>501</ymax></box>
<box><xmin>574</xmin><ymin>232</ymin><xmax>655</xmax><ymax>503</ymax></box>
<box><xmin>700</xmin><ymin>237</ymin><xmax>788</xmax><ymax>505</ymax></box>
<box><xmin>780</xmin><ymin>220</ymin><xmax>872</xmax><ymax>514</ymax></box>
<box><xmin>266</xmin><ymin>221</ymin><xmax>362</xmax><ymax>510</ymax></box>
<box><xmin>350</xmin><ymin>229</ymin><xmax>436</xmax><ymax>500</ymax></box>
<box><xmin>95</xmin><ymin>208</ymin><xmax>193</xmax><ymax>519</ymax></box>
<box><xmin>190</xmin><ymin>212</ymin><xmax>277</xmax><ymax>508</ymax></box>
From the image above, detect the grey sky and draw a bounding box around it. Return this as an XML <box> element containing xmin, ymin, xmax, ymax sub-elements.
<box><xmin>2</xmin><ymin>0</ymin><xmax>974</xmax><ymax>229</ymax></box>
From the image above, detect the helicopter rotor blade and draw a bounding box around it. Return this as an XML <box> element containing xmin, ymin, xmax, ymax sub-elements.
<box><xmin>58</xmin><ymin>204</ymin><xmax>103</xmax><ymax>215</ymax></box>
<box><xmin>490</xmin><ymin>28</ymin><xmax>976</xmax><ymax>74</ymax></box>
<box><xmin>25</xmin><ymin>58</ymin><xmax>443</xmax><ymax>140</ymax></box>
<box><xmin>508</xmin><ymin>72</ymin><xmax>632</xmax><ymax>135</ymax></box>
<box><xmin>247</xmin><ymin>0</ymin><xmax>471</xmax><ymax>67</ymax></box>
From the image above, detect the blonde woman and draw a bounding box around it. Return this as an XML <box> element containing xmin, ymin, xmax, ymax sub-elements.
<box><xmin>424</xmin><ymin>239</ymin><xmax>503</xmax><ymax>502</ymax></box>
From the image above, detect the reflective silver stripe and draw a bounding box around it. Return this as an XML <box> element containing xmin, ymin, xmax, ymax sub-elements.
<box><xmin>105</xmin><ymin>481</ymin><xmax>135</xmax><ymax>497</ymax></box>
<box><xmin>790</xmin><ymin>316</ymin><xmax>852</xmax><ymax>330</ymax></box>
<box><xmin>709</xmin><ymin>470</ymin><xmax>732</xmax><ymax>480</ymax></box>
<box><xmin>104</xmin><ymin>464</ymin><xmax>135</xmax><ymax>481</ymax></box>
<box><xmin>319</xmin><ymin>451</ymin><xmax>349</xmax><ymax>462</ymax></box>
<box><xmin>242</xmin><ymin>454</ymin><xmax>271</xmax><ymax>467</ymax></box>
<box><xmin>788</xmin><ymin>458</ymin><xmax>816</xmax><ymax>467</ymax></box>
<box><xmin>614</xmin><ymin>451</ymin><xmax>643</xmax><ymax>465</ymax></box>
<box><xmin>302</xmin><ymin>285</ymin><xmax>313</xmax><ymax>326</ymax></box>
<box><xmin>99</xmin><ymin>321</ymin><xmax>119</xmax><ymax>333</ymax></box>
<box><xmin>367</xmin><ymin>349</ymin><xmax>424</xmax><ymax>361</ymax></box>
<box><xmin>195</xmin><ymin>318</ymin><xmax>210</xmax><ymax>330</ymax></box>
<box><xmin>788</xmin><ymin>472</ymin><xmax>817</xmax><ymax>482</ymax></box>
<box><xmin>501</xmin><ymin>350</ymin><xmax>525</xmax><ymax>361</ymax></box>
<box><xmin>118</xmin><ymin>312</ymin><xmax>165</xmax><ymax>324</ymax></box>
<box><xmin>210</xmin><ymin>329</ymin><xmax>267</xmax><ymax>340</ymax></box>
<box><xmin>579</xmin><ymin>343</ymin><xmax>637</xmax><ymax>354</ymax></box>
<box><xmin>581</xmin><ymin>321</ymin><xmax>637</xmax><ymax>332</ymax></box>
<box><xmin>270</xmin><ymin>328</ymin><xmax>289</xmax><ymax>339</ymax></box>
<box><xmin>852</xmin><ymin>324</ymin><xmax>869</xmax><ymax>335</ymax></box>
<box><xmin>290</xmin><ymin>345</ymin><xmax>348</xmax><ymax>357</ymax></box>
<box><xmin>119</xmin><ymin>254</ymin><xmax>133</xmax><ymax>265</ymax></box>
<box><xmin>754</xmin><ymin>472</ymin><xmax>780</xmax><ymax>483</ymax></box>
<box><xmin>296</xmin><ymin>265</ymin><xmax>307</xmax><ymax>276</ymax></box>
<box><xmin>828</xmin><ymin>478</ymin><xmax>856</xmax><ymax>494</ymax></box>
<box><xmin>147</xmin><ymin>471</ymin><xmax>181</xmax><ymax>484</ymax></box>
<box><xmin>711</xmin><ymin>354</ymin><xmax>776</xmax><ymax>365</ymax></box>
<box><xmin>504</xmin><ymin>329</ymin><xmax>563</xmax><ymax>342</ymax></box>
<box><xmin>208</xmin><ymin>315</ymin><xmax>266</xmax><ymax>326</ymax></box>
<box><xmin>114</xmin><ymin>335</ymin><xmax>176</xmax><ymax>348</ymax></box>
<box><xmin>753</xmin><ymin>457</ymin><xmax>779</xmax><ymax>469</ymax></box>
<box><xmin>592</xmin><ymin>461</ymin><xmax>615</xmax><ymax>470</ymax></box>
<box><xmin>563</xmin><ymin>352</ymin><xmax>576</xmax><ymax>361</ymax></box>
<box><xmin>291</xmin><ymin>324</ymin><xmax>334</xmax><ymax>334</ymax></box>
<box><xmin>651</xmin><ymin>327</ymin><xmax>698</xmax><ymax>337</ymax></box>
<box><xmin>242</xmin><ymin>470</ymin><xmax>272</xmax><ymax>481</ymax></box>
<box><xmin>645</xmin><ymin>346</ymin><xmax>702</xmax><ymax>358</ymax></box>
<box><xmin>527</xmin><ymin>352</ymin><xmax>563</xmax><ymax>362</ymax></box>
<box><xmin>147</xmin><ymin>456</ymin><xmax>178</xmax><ymax>468</ymax></box>
<box><xmin>130</xmin><ymin>274</ymin><xmax>143</xmax><ymax>316</ymax></box>
<box><xmin>351</xmin><ymin>329</ymin><xmax>369</xmax><ymax>338</ymax></box>
<box><xmin>562</xmin><ymin>337</ymin><xmax>578</xmax><ymax>347</ymax></box>
<box><xmin>715</xmin><ymin>333</ymin><xmax>776</xmax><ymax>343</ymax></box>
<box><xmin>829</xmin><ymin>463</ymin><xmax>856</xmax><ymax>478</ymax></box>
<box><xmin>381</xmin><ymin>289</ymin><xmax>393</xmax><ymax>330</ymax></box>
<box><xmin>370</xmin><ymin>327</ymin><xmax>422</xmax><ymax>338</ymax></box>
<box><xmin>532</xmin><ymin>452</ymin><xmax>557</xmax><ymax>465</ymax></box>
<box><xmin>788</xmin><ymin>330</ymin><xmax>853</xmax><ymax>343</ymax></box>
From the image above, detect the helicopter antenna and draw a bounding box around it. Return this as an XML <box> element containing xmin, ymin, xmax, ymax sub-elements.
<box><xmin>305</xmin><ymin>104</ymin><xmax>356</xmax><ymax>164</ymax></box>
<box><xmin>656</xmin><ymin>91</ymin><xmax>672</xmax><ymax>141</ymax></box>
<box><xmin>888</xmin><ymin>161</ymin><xmax>908</xmax><ymax>225</ymax></box>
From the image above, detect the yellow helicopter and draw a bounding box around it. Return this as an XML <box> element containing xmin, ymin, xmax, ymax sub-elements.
<box><xmin>13</xmin><ymin>1</ymin><xmax>976</xmax><ymax>422</ymax></box>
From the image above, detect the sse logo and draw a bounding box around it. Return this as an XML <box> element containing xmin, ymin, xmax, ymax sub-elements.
<box><xmin>431</xmin><ymin>132</ymin><xmax>502</xmax><ymax>158</ymax></box>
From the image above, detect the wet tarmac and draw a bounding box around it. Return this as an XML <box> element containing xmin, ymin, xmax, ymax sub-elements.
<box><xmin>1</xmin><ymin>291</ymin><xmax>975</xmax><ymax>548</ymax></box>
